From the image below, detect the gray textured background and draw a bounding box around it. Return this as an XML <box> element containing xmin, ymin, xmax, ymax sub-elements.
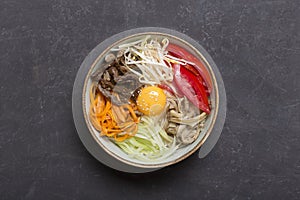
<box><xmin>1</xmin><ymin>0</ymin><xmax>299</xmax><ymax>199</ymax></box>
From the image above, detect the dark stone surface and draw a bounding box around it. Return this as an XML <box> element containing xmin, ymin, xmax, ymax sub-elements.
<box><xmin>0</xmin><ymin>0</ymin><xmax>299</xmax><ymax>199</ymax></box>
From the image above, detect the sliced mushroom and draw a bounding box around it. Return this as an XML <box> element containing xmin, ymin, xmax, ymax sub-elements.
<box><xmin>118</xmin><ymin>65</ymin><xmax>128</xmax><ymax>74</ymax></box>
<box><xmin>112</xmin><ymin>105</ymin><xmax>126</xmax><ymax>123</ymax></box>
<box><xmin>117</xmin><ymin>49</ymin><xmax>125</xmax><ymax>58</ymax></box>
<box><xmin>167</xmin><ymin>127</ymin><xmax>178</xmax><ymax>135</ymax></box>
<box><xmin>94</xmin><ymin>54</ymin><xmax>143</xmax><ymax>106</ymax></box>
<box><xmin>170</xmin><ymin>112</ymin><xmax>206</xmax><ymax>127</ymax></box>
<box><xmin>103</xmin><ymin>71</ymin><xmax>111</xmax><ymax>81</ymax></box>
<box><xmin>167</xmin><ymin>98</ymin><xmax>178</xmax><ymax>110</ymax></box>
<box><xmin>169</xmin><ymin>110</ymin><xmax>183</xmax><ymax>118</ymax></box>
<box><xmin>180</xmin><ymin>128</ymin><xmax>199</xmax><ymax>144</ymax></box>
<box><xmin>175</xmin><ymin>124</ymin><xmax>197</xmax><ymax>144</ymax></box>
<box><xmin>168</xmin><ymin>122</ymin><xmax>177</xmax><ymax>128</ymax></box>
<box><xmin>108</xmin><ymin>66</ymin><xmax>119</xmax><ymax>78</ymax></box>
<box><xmin>105</xmin><ymin>53</ymin><xmax>116</xmax><ymax>63</ymax></box>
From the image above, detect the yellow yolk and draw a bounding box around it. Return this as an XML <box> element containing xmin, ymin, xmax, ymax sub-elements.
<box><xmin>136</xmin><ymin>86</ymin><xmax>166</xmax><ymax>116</ymax></box>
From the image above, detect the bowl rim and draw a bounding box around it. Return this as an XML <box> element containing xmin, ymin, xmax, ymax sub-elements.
<box><xmin>82</xmin><ymin>28</ymin><xmax>219</xmax><ymax>169</ymax></box>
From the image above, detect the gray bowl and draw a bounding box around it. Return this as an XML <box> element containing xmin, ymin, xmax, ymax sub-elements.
<box><xmin>72</xmin><ymin>27</ymin><xmax>226</xmax><ymax>173</ymax></box>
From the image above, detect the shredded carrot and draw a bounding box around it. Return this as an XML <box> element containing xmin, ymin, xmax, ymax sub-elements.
<box><xmin>124</xmin><ymin>104</ymin><xmax>139</xmax><ymax>122</ymax></box>
<box><xmin>89</xmin><ymin>83</ymin><xmax>139</xmax><ymax>142</ymax></box>
<box><xmin>114</xmin><ymin>134</ymin><xmax>128</xmax><ymax>142</ymax></box>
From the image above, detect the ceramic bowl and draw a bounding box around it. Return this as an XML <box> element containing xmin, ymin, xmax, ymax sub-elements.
<box><xmin>74</xmin><ymin>27</ymin><xmax>220</xmax><ymax>172</ymax></box>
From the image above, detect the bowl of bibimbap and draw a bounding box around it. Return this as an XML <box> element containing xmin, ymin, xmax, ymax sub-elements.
<box><xmin>72</xmin><ymin>27</ymin><xmax>224</xmax><ymax>173</ymax></box>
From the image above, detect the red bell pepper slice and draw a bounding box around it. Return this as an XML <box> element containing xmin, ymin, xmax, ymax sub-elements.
<box><xmin>173</xmin><ymin>64</ymin><xmax>210</xmax><ymax>114</ymax></box>
<box><xmin>182</xmin><ymin>64</ymin><xmax>210</xmax><ymax>96</ymax></box>
<box><xmin>158</xmin><ymin>83</ymin><xmax>183</xmax><ymax>97</ymax></box>
<box><xmin>167</xmin><ymin>43</ymin><xmax>212</xmax><ymax>94</ymax></box>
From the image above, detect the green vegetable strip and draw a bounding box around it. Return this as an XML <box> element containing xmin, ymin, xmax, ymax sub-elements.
<box><xmin>115</xmin><ymin>116</ymin><xmax>178</xmax><ymax>162</ymax></box>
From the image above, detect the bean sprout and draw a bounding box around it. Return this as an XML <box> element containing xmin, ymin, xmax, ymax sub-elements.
<box><xmin>114</xmin><ymin>36</ymin><xmax>174</xmax><ymax>85</ymax></box>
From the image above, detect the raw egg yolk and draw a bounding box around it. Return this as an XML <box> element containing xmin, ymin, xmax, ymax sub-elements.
<box><xmin>136</xmin><ymin>86</ymin><xmax>166</xmax><ymax>116</ymax></box>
